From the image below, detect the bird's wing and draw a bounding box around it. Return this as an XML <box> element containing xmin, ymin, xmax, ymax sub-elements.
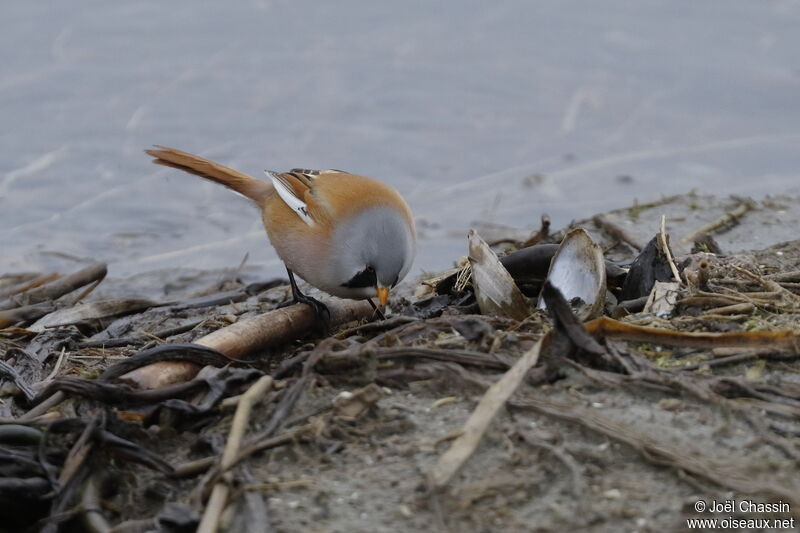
<box><xmin>265</xmin><ymin>170</ymin><xmax>317</xmax><ymax>226</ymax></box>
<box><xmin>289</xmin><ymin>168</ymin><xmax>344</xmax><ymax>181</ymax></box>
<box><xmin>267</xmin><ymin>169</ymin><xmax>348</xmax><ymax>226</ymax></box>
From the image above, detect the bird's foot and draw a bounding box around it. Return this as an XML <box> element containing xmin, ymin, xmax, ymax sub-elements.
<box><xmin>277</xmin><ymin>292</ymin><xmax>331</xmax><ymax>323</ymax></box>
<box><xmin>281</xmin><ymin>268</ymin><xmax>331</xmax><ymax>324</ymax></box>
<box><xmin>296</xmin><ymin>292</ymin><xmax>331</xmax><ymax>323</ymax></box>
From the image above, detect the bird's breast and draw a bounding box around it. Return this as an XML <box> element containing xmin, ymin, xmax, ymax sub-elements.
<box><xmin>260</xmin><ymin>194</ymin><xmax>342</xmax><ymax>292</ymax></box>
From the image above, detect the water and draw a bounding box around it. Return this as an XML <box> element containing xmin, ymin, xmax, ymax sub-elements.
<box><xmin>2</xmin><ymin>1</ymin><xmax>799</xmax><ymax>283</ymax></box>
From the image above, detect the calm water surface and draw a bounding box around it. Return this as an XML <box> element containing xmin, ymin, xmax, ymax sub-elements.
<box><xmin>2</xmin><ymin>1</ymin><xmax>799</xmax><ymax>283</ymax></box>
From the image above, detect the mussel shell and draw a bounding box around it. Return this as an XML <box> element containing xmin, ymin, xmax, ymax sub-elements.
<box><xmin>537</xmin><ymin>228</ymin><xmax>606</xmax><ymax>321</ymax></box>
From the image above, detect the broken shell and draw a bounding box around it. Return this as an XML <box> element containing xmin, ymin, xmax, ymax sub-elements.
<box><xmin>537</xmin><ymin>228</ymin><xmax>606</xmax><ymax>321</ymax></box>
<box><xmin>468</xmin><ymin>229</ymin><xmax>530</xmax><ymax>321</ymax></box>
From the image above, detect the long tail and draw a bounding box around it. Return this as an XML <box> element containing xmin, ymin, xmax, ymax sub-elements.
<box><xmin>145</xmin><ymin>146</ymin><xmax>272</xmax><ymax>204</ymax></box>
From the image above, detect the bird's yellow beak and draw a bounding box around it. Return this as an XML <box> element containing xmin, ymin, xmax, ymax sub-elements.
<box><xmin>376</xmin><ymin>286</ymin><xmax>390</xmax><ymax>306</ymax></box>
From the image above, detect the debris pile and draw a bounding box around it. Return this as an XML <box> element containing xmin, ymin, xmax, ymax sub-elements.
<box><xmin>1</xmin><ymin>194</ymin><xmax>799</xmax><ymax>532</ymax></box>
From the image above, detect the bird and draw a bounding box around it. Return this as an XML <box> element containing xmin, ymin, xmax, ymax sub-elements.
<box><xmin>145</xmin><ymin>146</ymin><xmax>416</xmax><ymax>318</ymax></box>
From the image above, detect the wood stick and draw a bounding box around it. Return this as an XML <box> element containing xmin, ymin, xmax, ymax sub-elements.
<box><xmin>80</xmin><ymin>473</ymin><xmax>111</xmax><ymax>533</ymax></box>
<box><xmin>427</xmin><ymin>337</ymin><xmax>544</xmax><ymax>489</ymax></box>
<box><xmin>0</xmin><ymin>302</ymin><xmax>56</xmax><ymax>328</ymax></box>
<box><xmin>0</xmin><ymin>273</ymin><xmax>59</xmax><ymax>299</ymax></box>
<box><xmin>680</xmin><ymin>199</ymin><xmax>755</xmax><ymax>245</ymax></box>
<box><xmin>593</xmin><ymin>214</ymin><xmax>644</xmax><ymax>251</ymax></box>
<box><xmin>766</xmin><ymin>271</ymin><xmax>800</xmax><ymax>283</ymax></box>
<box><xmin>512</xmin><ymin>395</ymin><xmax>800</xmax><ymax>508</ymax></box>
<box><xmin>519</xmin><ymin>214</ymin><xmax>551</xmax><ymax>247</ymax></box>
<box><xmin>0</xmin><ymin>263</ymin><xmax>107</xmax><ymax>310</ymax></box>
<box><xmin>77</xmin><ymin>320</ymin><xmax>205</xmax><ymax>349</ymax></box>
<box><xmin>702</xmin><ymin>302</ymin><xmax>755</xmax><ymax>316</ymax></box>
<box><xmin>120</xmin><ymin>298</ymin><xmax>373</xmax><ymax>389</ymax></box>
<box><xmin>19</xmin><ymin>391</ymin><xmax>66</xmax><ymax>421</ymax></box>
<box><xmin>197</xmin><ymin>375</ymin><xmax>273</xmax><ymax>533</ymax></box>
<box><xmin>660</xmin><ymin>215</ymin><xmax>682</xmax><ymax>283</ymax></box>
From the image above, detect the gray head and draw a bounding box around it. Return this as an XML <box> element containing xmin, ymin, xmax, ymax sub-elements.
<box><xmin>329</xmin><ymin>206</ymin><xmax>415</xmax><ymax>303</ymax></box>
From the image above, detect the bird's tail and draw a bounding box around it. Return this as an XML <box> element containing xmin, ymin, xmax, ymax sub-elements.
<box><xmin>145</xmin><ymin>146</ymin><xmax>273</xmax><ymax>204</ymax></box>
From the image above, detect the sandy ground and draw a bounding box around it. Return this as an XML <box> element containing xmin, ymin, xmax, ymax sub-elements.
<box><xmin>2</xmin><ymin>193</ymin><xmax>800</xmax><ymax>532</ymax></box>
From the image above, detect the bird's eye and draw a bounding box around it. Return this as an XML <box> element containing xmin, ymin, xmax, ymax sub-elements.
<box><xmin>342</xmin><ymin>265</ymin><xmax>377</xmax><ymax>288</ymax></box>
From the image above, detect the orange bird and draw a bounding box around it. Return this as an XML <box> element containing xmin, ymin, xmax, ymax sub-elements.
<box><xmin>145</xmin><ymin>146</ymin><xmax>416</xmax><ymax>316</ymax></box>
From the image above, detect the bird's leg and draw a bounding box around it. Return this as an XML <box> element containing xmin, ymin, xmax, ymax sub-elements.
<box><xmin>279</xmin><ymin>268</ymin><xmax>331</xmax><ymax>322</ymax></box>
<box><xmin>367</xmin><ymin>298</ymin><xmax>385</xmax><ymax>320</ymax></box>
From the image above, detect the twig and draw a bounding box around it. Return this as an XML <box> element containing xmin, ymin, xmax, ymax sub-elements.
<box><xmin>70</xmin><ymin>277</ymin><xmax>104</xmax><ymax>306</ymax></box>
<box><xmin>0</xmin><ymin>273</ymin><xmax>59</xmax><ymax>299</ymax></box>
<box><xmin>0</xmin><ymin>302</ymin><xmax>56</xmax><ymax>328</ymax></box>
<box><xmin>121</xmin><ymin>298</ymin><xmax>373</xmax><ymax>389</ymax></box>
<box><xmin>519</xmin><ymin>214</ymin><xmax>551</xmax><ymax>248</ymax></box>
<box><xmin>0</xmin><ymin>263</ymin><xmax>107</xmax><ymax>310</ymax></box>
<box><xmin>516</xmin><ymin>429</ymin><xmax>585</xmax><ymax>495</ymax></box>
<box><xmin>766</xmin><ymin>271</ymin><xmax>800</xmax><ymax>282</ymax></box>
<box><xmin>80</xmin><ymin>473</ymin><xmax>111</xmax><ymax>533</ymax></box>
<box><xmin>375</xmin><ymin>347</ymin><xmax>510</xmax><ymax>370</ymax></box>
<box><xmin>427</xmin><ymin>337</ymin><xmax>544</xmax><ymax>489</ymax></box>
<box><xmin>593</xmin><ymin>214</ymin><xmax>644</xmax><ymax>251</ymax></box>
<box><xmin>680</xmin><ymin>199</ymin><xmax>756</xmax><ymax>245</ymax></box>
<box><xmin>702</xmin><ymin>303</ymin><xmax>755</xmax><ymax>316</ymax></box>
<box><xmin>42</xmin><ymin>347</ymin><xmax>68</xmax><ymax>383</ymax></box>
<box><xmin>511</xmin><ymin>394</ymin><xmax>800</xmax><ymax>507</ymax></box>
<box><xmin>195</xmin><ymin>347</ymin><xmax>324</xmax><ymax>504</ymax></box>
<box><xmin>242</xmin><ymin>479</ymin><xmax>313</xmax><ymax>492</ymax></box>
<box><xmin>75</xmin><ymin>318</ymin><xmax>205</xmax><ymax>350</ymax></box>
<box><xmin>0</xmin><ymin>359</ymin><xmax>37</xmax><ymax>402</ymax></box>
<box><xmin>43</xmin><ymin>412</ymin><xmax>103</xmax><ymax>533</ymax></box>
<box><xmin>197</xmin><ymin>375</ymin><xmax>274</xmax><ymax>533</ymax></box>
<box><xmin>660</xmin><ymin>215</ymin><xmax>681</xmax><ymax>284</ymax></box>
<box><xmin>676</xmin><ymin>353</ymin><xmax>760</xmax><ymax>372</ymax></box>
<box><xmin>334</xmin><ymin>315</ymin><xmax>417</xmax><ymax>340</ymax></box>
<box><xmin>20</xmin><ymin>391</ymin><xmax>66</xmax><ymax>420</ymax></box>
<box><xmin>174</xmin><ymin>456</ymin><xmax>217</xmax><ymax>478</ymax></box>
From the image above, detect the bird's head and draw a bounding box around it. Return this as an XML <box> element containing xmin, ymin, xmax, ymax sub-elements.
<box><xmin>332</xmin><ymin>206</ymin><xmax>416</xmax><ymax>305</ymax></box>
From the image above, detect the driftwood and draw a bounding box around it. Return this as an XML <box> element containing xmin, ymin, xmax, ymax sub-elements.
<box><xmin>0</xmin><ymin>303</ymin><xmax>56</xmax><ymax>329</ymax></box>
<box><xmin>28</xmin><ymin>299</ymin><xmax>159</xmax><ymax>333</ymax></box>
<box><xmin>511</xmin><ymin>394</ymin><xmax>800</xmax><ymax>508</ymax></box>
<box><xmin>680</xmin><ymin>198</ymin><xmax>756</xmax><ymax>245</ymax></box>
<box><xmin>197</xmin><ymin>375</ymin><xmax>273</xmax><ymax>533</ymax></box>
<box><xmin>0</xmin><ymin>273</ymin><xmax>58</xmax><ymax>300</ymax></box>
<box><xmin>593</xmin><ymin>213</ymin><xmax>644</xmax><ymax>251</ymax></box>
<box><xmin>428</xmin><ymin>337</ymin><xmax>544</xmax><ymax>489</ymax></box>
<box><xmin>0</xmin><ymin>263</ymin><xmax>107</xmax><ymax>310</ymax></box>
<box><xmin>120</xmin><ymin>298</ymin><xmax>374</xmax><ymax>389</ymax></box>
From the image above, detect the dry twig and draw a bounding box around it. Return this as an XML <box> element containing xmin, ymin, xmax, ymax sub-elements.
<box><xmin>121</xmin><ymin>298</ymin><xmax>373</xmax><ymax>389</ymax></box>
<box><xmin>660</xmin><ymin>215</ymin><xmax>682</xmax><ymax>283</ymax></box>
<box><xmin>511</xmin><ymin>394</ymin><xmax>800</xmax><ymax>507</ymax></box>
<box><xmin>593</xmin><ymin>213</ymin><xmax>644</xmax><ymax>251</ymax></box>
<box><xmin>427</xmin><ymin>337</ymin><xmax>544</xmax><ymax>489</ymax></box>
<box><xmin>197</xmin><ymin>375</ymin><xmax>273</xmax><ymax>533</ymax></box>
<box><xmin>680</xmin><ymin>199</ymin><xmax>756</xmax><ymax>245</ymax></box>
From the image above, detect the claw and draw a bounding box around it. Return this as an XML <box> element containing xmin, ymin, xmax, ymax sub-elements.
<box><xmin>284</xmin><ymin>267</ymin><xmax>331</xmax><ymax>324</ymax></box>
<box><xmin>295</xmin><ymin>292</ymin><xmax>331</xmax><ymax>323</ymax></box>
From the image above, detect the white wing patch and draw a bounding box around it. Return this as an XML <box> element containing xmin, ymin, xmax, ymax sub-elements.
<box><xmin>264</xmin><ymin>171</ymin><xmax>315</xmax><ymax>226</ymax></box>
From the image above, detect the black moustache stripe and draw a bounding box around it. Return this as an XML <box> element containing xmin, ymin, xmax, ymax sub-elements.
<box><xmin>342</xmin><ymin>266</ymin><xmax>376</xmax><ymax>288</ymax></box>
